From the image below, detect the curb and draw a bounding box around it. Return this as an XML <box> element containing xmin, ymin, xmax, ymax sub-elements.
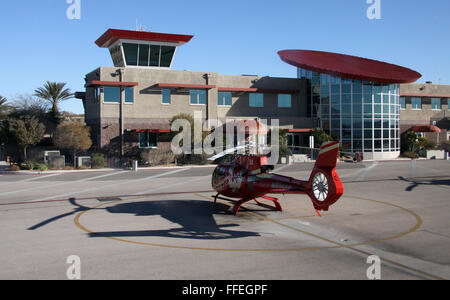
<box><xmin>0</xmin><ymin>164</ymin><xmax>217</xmax><ymax>176</ymax></box>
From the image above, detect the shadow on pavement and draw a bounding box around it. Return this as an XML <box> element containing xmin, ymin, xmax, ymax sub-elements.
<box><xmin>398</xmin><ymin>176</ymin><xmax>450</xmax><ymax>192</ymax></box>
<box><xmin>88</xmin><ymin>200</ymin><xmax>260</xmax><ymax>240</ymax></box>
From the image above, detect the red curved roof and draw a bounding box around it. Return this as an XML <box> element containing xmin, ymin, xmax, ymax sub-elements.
<box><xmin>278</xmin><ymin>50</ymin><xmax>421</xmax><ymax>84</ymax></box>
<box><xmin>96</xmin><ymin>29</ymin><xmax>193</xmax><ymax>48</ymax></box>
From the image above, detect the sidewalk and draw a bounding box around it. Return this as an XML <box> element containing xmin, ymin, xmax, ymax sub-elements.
<box><xmin>0</xmin><ymin>163</ymin><xmax>217</xmax><ymax>175</ymax></box>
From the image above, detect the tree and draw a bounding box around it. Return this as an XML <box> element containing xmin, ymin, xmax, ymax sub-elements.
<box><xmin>311</xmin><ymin>128</ymin><xmax>333</xmax><ymax>148</ymax></box>
<box><xmin>34</xmin><ymin>81</ymin><xmax>73</xmax><ymax>123</ymax></box>
<box><xmin>0</xmin><ymin>96</ymin><xmax>11</xmax><ymax>119</ymax></box>
<box><xmin>7</xmin><ymin>116</ymin><xmax>46</xmax><ymax>161</ymax></box>
<box><xmin>401</xmin><ymin>131</ymin><xmax>419</xmax><ymax>153</ymax></box>
<box><xmin>53</xmin><ymin>122</ymin><xmax>92</xmax><ymax>167</ymax></box>
<box><xmin>438</xmin><ymin>141</ymin><xmax>450</xmax><ymax>153</ymax></box>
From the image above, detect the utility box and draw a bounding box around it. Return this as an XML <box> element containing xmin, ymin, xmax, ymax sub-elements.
<box><xmin>44</xmin><ymin>151</ymin><xmax>61</xmax><ymax>163</ymax></box>
<box><xmin>426</xmin><ymin>150</ymin><xmax>445</xmax><ymax>160</ymax></box>
<box><xmin>48</xmin><ymin>156</ymin><xmax>65</xmax><ymax>170</ymax></box>
<box><xmin>77</xmin><ymin>156</ymin><xmax>92</xmax><ymax>168</ymax></box>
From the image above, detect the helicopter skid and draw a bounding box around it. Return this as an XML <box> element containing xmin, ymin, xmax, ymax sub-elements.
<box><xmin>213</xmin><ymin>193</ymin><xmax>282</xmax><ymax>215</ymax></box>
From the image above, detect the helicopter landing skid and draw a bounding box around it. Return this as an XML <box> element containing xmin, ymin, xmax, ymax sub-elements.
<box><xmin>213</xmin><ymin>193</ymin><xmax>283</xmax><ymax>215</ymax></box>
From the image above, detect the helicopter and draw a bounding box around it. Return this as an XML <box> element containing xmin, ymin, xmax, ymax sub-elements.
<box><xmin>211</xmin><ymin>141</ymin><xmax>344</xmax><ymax>215</ymax></box>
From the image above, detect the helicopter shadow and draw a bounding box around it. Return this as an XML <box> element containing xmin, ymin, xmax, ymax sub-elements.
<box><xmin>398</xmin><ymin>176</ymin><xmax>450</xmax><ymax>192</ymax></box>
<box><xmin>88</xmin><ymin>200</ymin><xmax>260</xmax><ymax>240</ymax></box>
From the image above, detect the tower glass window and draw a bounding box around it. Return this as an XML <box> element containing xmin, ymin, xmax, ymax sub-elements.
<box><xmin>121</xmin><ymin>43</ymin><xmax>176</xmax><ymax>68</ymax></box>
<box><xmin>298</xmin><ymin>68</ymin><xmax>400</xmax><ymax>157</ymax></box>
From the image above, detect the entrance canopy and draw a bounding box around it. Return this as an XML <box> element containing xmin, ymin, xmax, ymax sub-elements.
<box><xmin>410</xmin><ymin>125</ymin><xmax>442</xmax><ymax>133</ymax></box>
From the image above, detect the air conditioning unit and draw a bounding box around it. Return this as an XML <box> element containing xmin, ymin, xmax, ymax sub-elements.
<box><xmin>77</xmin><ymin>156</ymin><xmax>92</xmax><ymax>168</ymax></box>
<box><xmin>44</xmin><ymin>151</ymin><xmax>61</xmax><ymax>163</ymax></box>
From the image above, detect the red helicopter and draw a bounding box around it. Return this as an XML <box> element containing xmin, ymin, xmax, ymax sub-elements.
<box><xmin>211</xmin><ymin>141</ymin><xmax>344</xmax><ymax>215</ymax></box>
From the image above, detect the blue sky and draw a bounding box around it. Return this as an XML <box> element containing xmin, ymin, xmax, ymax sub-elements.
<box><xmin>1</xmin><ymin>0</ymin><xmax>449</xmax><ymax>114</ymax></box>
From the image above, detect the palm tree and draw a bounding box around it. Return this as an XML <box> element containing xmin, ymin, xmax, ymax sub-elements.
<box><xmin>0</xmin><ymin>96</ymin><xmax>10</xmax><ymax>118</ymax></box>
<box><xmin>34</xmin><ymin>81</ymin><xmax>73</xmax><ymax>122</ymax></box>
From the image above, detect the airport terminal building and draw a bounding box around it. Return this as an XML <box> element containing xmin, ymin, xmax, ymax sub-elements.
<box><xmin>78</xmin><ymin>29</ymin><xmax>450</xmax><ymax>160</ymax></box>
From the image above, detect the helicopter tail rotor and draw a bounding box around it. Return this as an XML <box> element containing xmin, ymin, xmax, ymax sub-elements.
<box><xmin>306</xmin><ymin>141</ymin><xmax>344</xmax><ymax>211</ymax></box>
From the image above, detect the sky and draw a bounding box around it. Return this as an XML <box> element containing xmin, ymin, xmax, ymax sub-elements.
<box><xmin>0</xmin><ymin>0</ymin><xmax>449</xmax><ymax>114</ymax></box>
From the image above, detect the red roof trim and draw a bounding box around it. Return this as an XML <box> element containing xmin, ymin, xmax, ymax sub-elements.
<box><xmin>157</xmin><ymin>83</ymin><xmax>216</xmax><ymax>89</ymax></box>
<box><xmin>288</xmin><ymin>129</ymin><xmax>313</xmax><ymax>133</ymax></box>
<box><xmin>218</xmin><ymin>87</ymin><xmax>258</xmax><ymax>92</ymax></box>
<box><xmin>86</xmin><ymin>80</ymin><xmax>139</xmax><ymax>87</ymax></box>
<box><xmin>135</xmin><ymin>129</ymin><xmax>171</xmax><ymax>133</ymax></box>
<box><xmin>410</xmin><ymin>125</ymin><xmax>441</xmax><ymax>133</ymax></box>
<box><xmin>96</xmin><ymin>29</ymin><xmax>194</xmax><ymax>48</ymax></box>
<box><xmin>217</xmin><ymin>87</ymin><xmax>299</xmax><ymax>94</ymax></box>
<box><xmin>401</xmin><ymin>93</ymin><xmax>450</xmax><ymax>98</ymax></box>
<box><xmin>278</xmin><ymin>50</ymin><xmax>422</xmax><ymax>84</ymax></box>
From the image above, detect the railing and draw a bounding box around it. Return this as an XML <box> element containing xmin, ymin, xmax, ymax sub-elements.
<box><xmin>289</xmin><ymin>145</ymin><xmax>363</xmax><ymax>162</ymax></box>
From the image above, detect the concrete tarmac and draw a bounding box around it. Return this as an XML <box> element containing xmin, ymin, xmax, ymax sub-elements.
<box><xmin>0</xmin><ymin>160</ymin><xmax>449</xmax><ymax>280</ymax></box>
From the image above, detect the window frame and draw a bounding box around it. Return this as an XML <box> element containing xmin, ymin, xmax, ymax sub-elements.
<box><xmin>103</xmin><ymin>87</ymin><xmax>134</xmax><ymax>104</ymax></box>
<box><xmin>118</xmin><ymin>40</ymin><xmax>178</xmax><ymax>68</ymax></box>
<box><xmin>249</xmin><ymin>93</ymin><xmax>264</xmax><ymax>108</ymax></box>
<box><xmin>278</xmin><ymin>94</ymin><xmax>292</xmax><ymax>108</ymax></box>
<box><xmin>431</xmin><ymin>98</ymin><xmax>442</xmax><ymax>110</ymax></box>
<box><xmin>162</xmin><ymin>88</ymin><xmax>171</xmax><ymax>105</ymax></box>
<box><xmin>400</xmin><ymin>97</ymin><xmax>406</xmax><ymax>110</ymax></box>
<box><xmin>190</xmin><ymin>89</ymin><xmax>207</xmax><ymax>105</ymax></box>
<box><xmin>411</xmin><ymin>97</ymin><xmax>422</xmax><ymax>110</ymax></box>
<box><xmin>218</xmin><ymin>92</ymin><xmax>232</xmax><ymax>106</ymax></box>
<box><xmin>139</xmin><ymin>132</ymin><xmax>158</xmax><ymax>149</ymax></box>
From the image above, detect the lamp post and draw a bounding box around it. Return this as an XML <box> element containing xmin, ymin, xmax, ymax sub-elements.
<box><xmin>116</xmin><ymin>68</ymin><xmax>125</xmax><ymax>160</ymax></box>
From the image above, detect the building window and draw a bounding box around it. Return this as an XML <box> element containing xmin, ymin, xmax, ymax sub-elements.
<box><xmin>278</xmin><ymin>94</ymin><xmax>292</xmax><ymax>108</ymax></box>
<box><xmin>249</xmin><ymin>93</ymin><xmax>264</xmax><ymax>107</ymax></box>
<box><xmin>122</xmin><ymin>43</ymin><xmax>176</xmax><ymax>68</ymax></box>
<box><xmin>123</xmin><ymin>43</ymin><xmax>138</xmax><ymax>66</ymax></box>
<box><xmin>124</xmin><ymin>87</ymin><xmax>134</xmax><ymax>103</ymax></box>
<box><xmin>138</xmin><ymin>44</ymin><xmax>150</xmax><ymax>67</ymax></box>
<box><xmin>431</xmin><ymin>98</ymin><xmax>441</xmax><ymax>110</ymax></box>
<box><xmin>218</xmin><ymin>92</ymin><xmax>232</xmax><ymax>106</ymax></box>
<box><xmin>160</xmin><ymin>46</ymin><xmax>176</xmax><ymax>68</ymax></box>
<box><xmin>139</xmin><ymin>132</ymin><xmax>158</xmax><ymax>148</ymax></box>
<box><xmin>190</xmin><ymin>90</ymin><xmax>206</xmax><ymax>105</ymax></box>
<box><xmin>103</xmin><ymin>87</ymin><xmax>133</xmax><ymax>103</ymax></box>
<box><xmin>400</xmin><ymin>97</ymin><xmax>406</xmax><ymax>110</ymax></box>
<box><xmin>411</xmin><ymin>97</ymin><xmax>422</xmax><ymax>110</ymax></box>
<box><xmin>103</xmin><ymin>87</ymin><xmax>120</xmax><ymax>103</ymax></box>
<box><xmin>162</xmin><ymin>89</ymin><xmax>171</xmax><ymax>104</ymax></box>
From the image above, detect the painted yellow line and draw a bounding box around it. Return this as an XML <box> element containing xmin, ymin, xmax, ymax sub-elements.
<box><xmin>73</xmin><ymin>193</ymin><xmax>445</xmax><ymax>280</ymax></box>
<box><xmin>243</xmin><ymin>195</ymin><xmax>443</xmax><ymax>280</ymax></box>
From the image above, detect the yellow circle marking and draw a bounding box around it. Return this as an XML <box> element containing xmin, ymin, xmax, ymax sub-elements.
<box><xmin>74</xmin><ymin>194</ymin><xmax>422</xmax><ymax>252</ymax></box>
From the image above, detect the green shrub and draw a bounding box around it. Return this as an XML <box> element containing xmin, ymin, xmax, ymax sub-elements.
<box><xmin>38</xmin><ymin>163</ymin><xmax>48</xmax><ymax>171</ymax></box>
<box><xmin>91</xmin><ymin>153</ymin><xmax>106</xmax><ymax>169</ymax></box>
<box><xmin>21</xmin><ymin>161</ymin><xmax>35</xmax><ymax>170</ymax></box>
<box><xmin>402</xmin><ymin>151</ymin><xmax>419</xmax><ymax>159</ymax></box>
<box><xmin>10</xmin><ymin>165</ymin><xmax>21</xmax><ymax>172</ymax></box>
<box><xmin>438</xmin><ymin>141</ymin><xmax>450</xmax><ymax>152</ymax></box>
